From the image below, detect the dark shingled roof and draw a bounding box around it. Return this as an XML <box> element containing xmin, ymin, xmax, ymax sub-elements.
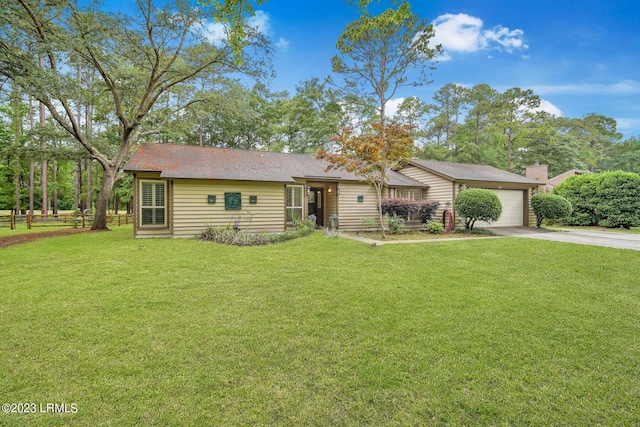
<box><xmin>407</xmin><ymin>159</ymin><xmax>541</xmax><ymax>185</ymax></box>
<box><xmin>124</xmin><ymin>143</ymin><xmax>428</xmax><ymax>188</ymax></box>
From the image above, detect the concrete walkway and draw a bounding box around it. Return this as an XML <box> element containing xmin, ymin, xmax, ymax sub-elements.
<box><xmin>341</xmin><ymin>227</ymin><xmax>640</xmax><ymax>251</ymax></box>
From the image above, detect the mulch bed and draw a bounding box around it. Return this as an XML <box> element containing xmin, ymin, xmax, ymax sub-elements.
<box><xmin>0</xmin><ymin>228</ymin><xmax>95</xmax><ymax>249</ymax></box>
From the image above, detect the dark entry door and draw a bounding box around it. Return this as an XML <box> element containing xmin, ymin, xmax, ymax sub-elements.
<box><xmin>307</xmin><ymin>188</ymin><xmax>324</xmax><ymax>227</ymax></box>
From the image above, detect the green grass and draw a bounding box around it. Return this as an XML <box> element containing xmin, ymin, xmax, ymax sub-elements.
<box><xmin>1</xmin><ymin>227</ymin><xmax>640</xmax><ymax>426</ymax></box>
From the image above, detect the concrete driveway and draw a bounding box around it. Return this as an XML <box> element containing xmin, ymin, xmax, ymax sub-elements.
<box><xmin>492</xmin><ymin>227</ymin><xmax>640</xmax><ymax>251</ymax></box>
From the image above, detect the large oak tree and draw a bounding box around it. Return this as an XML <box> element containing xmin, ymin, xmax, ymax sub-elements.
<box><xmin>0</xmin><ymin>0</ymin><xmax>268</xmax><ymax>229</ymax></box>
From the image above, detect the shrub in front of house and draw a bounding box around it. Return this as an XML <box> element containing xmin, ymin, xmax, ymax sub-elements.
<box><xmin>423</xmin><ymin>221</ymin><xmax>444</xmax><ymax>234</ymax></box>
<box><xmin>553</xmin><ymin>171</ymin><xmax>640</xmax><ymax>228</ymax></box>
<box><xmin>201</xmin><ymin>224</ymin><xmax>314</xmax><ymax>246</ymax></box>
<box><xmin>531</xmin><ymin>193</ymin><xmax>573</xmax><ymax>228</ymax></box>
<box><xmin>381</xmin><ymin>198</ymin><xmax>420</xmax><ymax>220</ymax></box>
<box><xmin>454</xmin><ymin>188</ymin><xmax>502</xmax><ymax>230</ymax></box>
<box><xmin>418</xmin><ymin>200</ymin><xmax>439</xmax><ymax>223</ymax></box>
<box><xmin>361</xmin><ymin>217</ymin><xmax>377</xmax><ymax>229</ymax></box>
<box><xmin>381</xmin><ymin>198</ymin><xmax>439</xmax><ymax>223</ymax></box>
<box><xmin>387</xmin><ymin>215</ymin><xmax>405</xmax><ymax>234</ymax></box>
<box><xmin>553</xmin><ymin>173</ymin><xmax>601</xmax><ymax>226</ymax></box>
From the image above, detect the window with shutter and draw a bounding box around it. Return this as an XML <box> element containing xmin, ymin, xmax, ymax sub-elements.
<box><xmin>285</xmin><ymin>185</ymin><xmax>303</xmax><ymax>223</ymax></box>
<box><xmin>140</xmin><ymin>181</ymin><xmax>166</xmax><ymax>226</ymax></box>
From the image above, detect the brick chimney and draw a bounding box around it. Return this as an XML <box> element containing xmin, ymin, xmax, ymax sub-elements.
<box><xmin>526</xmin><ymin>163</ymin><xmax>548</xmax><ymax>182</ymax></box>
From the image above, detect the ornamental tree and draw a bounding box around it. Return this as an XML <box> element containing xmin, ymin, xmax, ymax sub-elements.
<box><xmin>530</xmin><ymin>193</ymin><xmax>572</xmax><ymax>228</ymax></box>
<box><xmin>454</xmin><ymin>188</ymin><xmax>502</xmax><ymax>230</ymax></box>
<box><xmin>318</xmin><ymin>122</ymin><xmax>414</xmax><ymax>239</ymax></box>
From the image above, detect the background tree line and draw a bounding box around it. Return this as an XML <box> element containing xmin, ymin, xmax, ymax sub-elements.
<box><xmin>1</xmin><ymin>0</ymin><xmax>638</xmax><ymax>223</ymax></box>
<box><xmin>3</xmin><ymin>75</ymin><xmax>638</xmax><ymax>212</ymax></box>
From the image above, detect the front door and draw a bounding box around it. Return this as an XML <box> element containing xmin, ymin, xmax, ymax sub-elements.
<box><xmin>307</xmin><ymin>188</ymin><xmax>324</xmax><ymax>227</ymax></box>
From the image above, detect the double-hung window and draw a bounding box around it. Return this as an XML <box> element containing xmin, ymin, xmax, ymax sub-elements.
<box><xmin>285</xmin><ymin>185</ymin><xmax>303</xmax><ymax>223</ymax></box>
<box><xmin>141</xmin><ymin>181</ymin><xmax>166</xmax><ymax>226</ymax></box>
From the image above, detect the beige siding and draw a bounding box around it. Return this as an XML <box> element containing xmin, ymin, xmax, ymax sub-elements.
<box><xmin>528</xmin><ymin>186</ymin><xmax>543</xmax><ymax>226</ymax></box>
<box><xmin>400</xmin><ymin>166</ymin><xmax>454</xmax><ymax>222</ymax></box>
<box><xmin>172</xmin><ymin>179</ymin><xmax>286</xmax><ymax>236</ymax></box>
<box><xmin>337</xmin><ymin>182</ymin><xmax>380</xmax><ymax>230</ymax></box>
<box><xmin>325</xmin><ymin>185</ymin><xmax>338</xmax><ymax>223</ymax></box>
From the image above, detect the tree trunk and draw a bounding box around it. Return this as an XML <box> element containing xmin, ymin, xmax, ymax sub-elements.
<box><xmin>376</xmin><ymin>183</ymin><xmax>386</xmax><ymax>240</ymax></box>
<box><xmin>40</xmin><ymin>58</ymin><xmax>47</xmax><ymax>217</ymax></box>
<box><xmin>12</xmin><ymin>82</ymin><xmax>22</xmax><ymax>214</ymax></box>
<box><xmin>86</xmin><ymin>103</ymin><xmax>93</xmax><ymax>211</ymax></box>
<box><xmin>41</xmin><ymin>158</ymin><xmax>48</xmax><ymax>215</ymax></box>
<box><xmin>87</xmin><ymin>159</ymin><xmax>92</xmax><ymax>211</ymax></box>
<box><xmin>52</xmin><ymin>159</ymin><xmax>58</xmax><ymax>214</ymax></box>
<box><xmin>29</xmin><ymin>161</ymin><xmax>34</xmax><ymax>214</ymax></box>
<box><xmin>92</xmin><ymin>164</ymin><xmax>117</xmax><ymax>230</ymax></box>
<box><xmin>75</xmin><ymin>160</ymin><xmax>82</xmax><ymax>212</ymax></box>
<box><xmin>13</xmin><ymin>154</ymin><xmax>21</xmax><ymax>214</ymax></box>
<box><xmin>29</xmin><ymin>97</ymin><xmax>34</xmax><ymax>214</ymax></box>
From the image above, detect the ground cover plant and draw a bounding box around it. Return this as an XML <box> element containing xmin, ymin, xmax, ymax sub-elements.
<box><xmin>200</xmin><ymin>223</ymin><xmax>314</xmax><ymax>246</ymax></box>
<box><xmin>1</xmin><ymin>227</ymin><xmax>640</xmax><ymax>426</ymax></box>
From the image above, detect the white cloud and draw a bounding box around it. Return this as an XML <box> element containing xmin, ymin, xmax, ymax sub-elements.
<box><xmin>483</xmin><ymin>26</ymin><xmax>528</xmax><ymax>52</ymax></box>
<box><xmin>275</xmin><ymin>37</ymin><xmax>290</xmax><ymax>52</ymax></box>
<box><xmin>431</xmin><ymin>13</ymin><xmax>528</xmax><ymax>61</ymax></box>
<box><xmin>532</xmin><ymin>99</ymin><xmax>563</xmax><ymax>117</ymax></box>
<box><xmin>205</xmin><ymin>21</ymin><xmax>228</xmax><ymax>45</ymax></box>
<box><xmin>204</xmin><ymin>10</ymin><xmax>287</xmax><ymax>49</ymax></box>
<box><xmin>432</xmin><ymin>14</ymin><xmax>486</xmax><ymax>54</ymax></box>
<box><xmin>385</xmin><ymin>97</ymin><xmax>405</xmax><ymax>118</ymax></box>
<box><xmin>615</xmin><ymin>117</ymin><xmax>640</xmax><ymax>133</ymax></box>
<box><xmin>247</xmin><ymin>10</ymin><xmax>271</xmax><ymax>35</ymax></box>
<box><xmin>530</xmin><ymin>80</ymin><xmax>640</xmax><ymax>95</ymax></box>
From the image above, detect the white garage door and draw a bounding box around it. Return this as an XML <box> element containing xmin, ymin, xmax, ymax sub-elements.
<box><xmin>475</xmin><ymin>189</ymin><xmax>524</xmax><ymax>227</ymax></box>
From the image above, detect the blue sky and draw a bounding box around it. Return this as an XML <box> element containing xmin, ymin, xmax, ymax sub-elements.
<box><xmin>240</xmin><ymin>0</ymin><xmax>640</xmax><ymax>139</ymax></box>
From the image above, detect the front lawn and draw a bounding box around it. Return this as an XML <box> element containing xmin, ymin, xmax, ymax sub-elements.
<box><xmin>1</xmin><ymin>227</ymin><xmax>640</xmax><ymax>426</ymax></box>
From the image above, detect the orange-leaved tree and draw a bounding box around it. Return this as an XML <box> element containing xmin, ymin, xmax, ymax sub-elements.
<box><xmin>318</xmin><ymin>122</ymin><xmax>414</xmax><ymax>239</ymax></box>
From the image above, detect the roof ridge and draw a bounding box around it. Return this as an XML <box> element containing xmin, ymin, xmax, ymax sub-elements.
<box><xmin>411</xmin><ymin>158</ymin><xmax>497</xmax><ymax>168</ymax></box>
<box><xmin>143</xmin><ymin>142</ymin><xmax>320</xmax><ymax>159</ymax></box>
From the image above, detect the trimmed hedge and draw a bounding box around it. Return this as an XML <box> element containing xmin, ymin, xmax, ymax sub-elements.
<box><xmin>552</xmin><ymin>174</ymin><xmax>600</xmax><ymax>226</ymax></box>
<box><xmin>553</xmin><ymin>171</ymin><xmax>640</xmax><ymax>228</ymax></box>
<box><xmin>531</xmin><ymin>193</ymin><xmax>573</xmax><ymax>228</ymax></box>
<box><xmin>454</xmin><ymin>189</ymin><xmax>502</xmax><ymax>230</ymax></box>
